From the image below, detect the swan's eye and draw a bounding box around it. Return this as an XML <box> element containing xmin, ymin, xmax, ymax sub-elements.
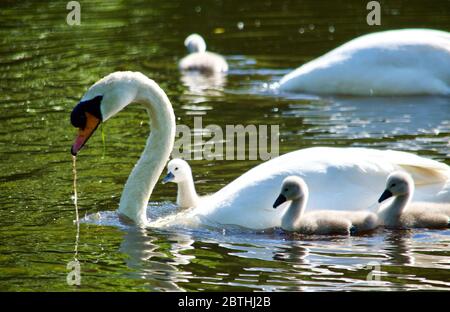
<box><xmin>391</xmin><ymin>183</ymin><xmax>396</xmax><ymax>187</ymax></box>
<box><xmin>284</xmin><ymin>188</ymin><xmax>288</xmax><ymax>192</ymax></box>
<box><xmin>175</xmin><ymin>167</ymin><xmax>179</xmax><ymax>171</ymax></box>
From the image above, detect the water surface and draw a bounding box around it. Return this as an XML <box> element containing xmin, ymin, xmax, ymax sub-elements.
<box><xmin>0</xmin><ymin>0</ymin><xmax>449</xmax><ymax>291</ymax></box>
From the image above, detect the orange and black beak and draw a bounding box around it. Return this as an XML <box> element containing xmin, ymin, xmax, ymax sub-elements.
<box><xmin>71</xmin><ymin>112</ymin><xmax>101</xmax><ymax>156</ymax></box>
<box><xmin>70</xmin><ymin>95</ymin><xmax>103</xmax><ymax>156</ymax></box>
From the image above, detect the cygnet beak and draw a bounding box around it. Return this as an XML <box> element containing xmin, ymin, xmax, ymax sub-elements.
<box><xmin>378</xmin><ymin>189</ymin><xmax>393</xmax><ymax>203</ymax></box>
<box><xmin>162</xmin><ymin>172</ymin><xmax>175</xmax><ymax>184</ymax></box>
<box><xmin>273</xmin><ymin>194</ymin><xmax>287</xmax><ymax>208</ymax></box>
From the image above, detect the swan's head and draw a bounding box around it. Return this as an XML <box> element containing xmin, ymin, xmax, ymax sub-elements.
<box><xmin>162</xmin><ymin>158</ymin><xmax>192</xmax><ymax>184</ymax></box>
<box><xmin>184</xmin><ymin>34</ymin><xmax>206</xmax><ymax>53</ymax></box>
<box><xmin>273</xmin><ymin>176</ymin><xmax>308</xmax><ymax>208</ymax></box>
<box><xmin>378</xmin><ymin>171</ymin><xmax>414</xmax><ymax>203</ymax></box>
<box><xmin>70</xmin><ymin>72</ymin><xmax>141</xmax><ymax>156</ymax></box>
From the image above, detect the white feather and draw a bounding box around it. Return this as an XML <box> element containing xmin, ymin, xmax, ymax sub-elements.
<box><xmin>279</xmin><ymin>29</ymin><xmax>450</xmax><ymax>95</ymax></box>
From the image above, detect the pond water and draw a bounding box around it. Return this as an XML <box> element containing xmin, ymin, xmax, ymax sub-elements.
<box><xmin>0</xmin><ymin>0</ymin><xmax>449</xmax><ymax>291</ymax></box>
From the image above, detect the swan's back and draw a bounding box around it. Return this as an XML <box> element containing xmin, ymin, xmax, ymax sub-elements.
<box><xmin>279</xmin><ymin>29</ymin><xmax>450</xmax><ymax>95</ymax></box>
<box><xmin>179</xmin><ymin>51</ymin><xmax>228</xmax><ymax>74</ymax></box>
<box><xmin>194</xmin><ymin>147</ymin><xmax>450</xmax><ymax>229</ymax></box>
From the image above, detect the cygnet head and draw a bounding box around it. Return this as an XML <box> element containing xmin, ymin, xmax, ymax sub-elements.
<box><xmin>184</xmin><ymin>34</ymin><xmax>207</xmax><ymax>53</ymax></box>
<box><xmin>378</xmin><ymin>171</ymin><xmax>414</xmax><ymax>203</ymax></box>
<box><xmin>162</xmin><ymin>158</ymin><xmax>192</xmax><ymax>184</ymax></box>
<box><xmin>273</xmin><ymin>176</ymin><xmax>308</xmax><ymax>208</ymax></box>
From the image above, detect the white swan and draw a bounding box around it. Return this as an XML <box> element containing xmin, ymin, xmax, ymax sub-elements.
<box><xmin>157</xmin><ymin>147</ymin><xmax>450</xmax><ymax>229</ymax></box>
<box><xmin>273</xmin><ymin>176</ymin><xmax>378</xmax><ymax>235</ymax></box>
<box><xmin>71</xmin><ymin>72</ymin><xmax>450</xmax><ymax>230</ymax></box>
<box><xmin>377</xmin><ymin>171</ymin><xmax>450</xmax><ymax>229</ymax></box>
<box><xmin>278</xmin><ymin>29</ymin><xmax>450</xmax><ymax>96</ymax></box>
<box><xmin>162</xmin><ymin>158</ymin><xmax>200</xmax><ymax>209</ymax></box>
<box><xmin>70</xmin><ymin>71</ymin><xmax>175</xmax><ymax>227</ymax></box>
<box><xmin>179</xmin><ymin>34</ymin><xmax>229</xmax><ymax>73</ymax></box>
<box><xmin>153</xmin><ymin>151</ymin><xmax>450</xmax><ymax>230</ymax></box>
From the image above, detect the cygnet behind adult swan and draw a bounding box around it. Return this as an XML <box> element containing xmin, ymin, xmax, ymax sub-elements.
<box><xmin>162</xmin><ymin>158</ymin><xmax>200</xmax><ymax>209</ymax></box>
<box><xmin>179</xmin><ymin>34</ymin><xmax>228</xmax><ymax>74</ymax></box>
<box><xmin>273</xmin><ymin>176</ymin><xmax>378</xmax><ymax>235</ymax></box>
<box><xmin>279</xmin><ymin>29</ymin><xmax>450</xmax><ymax>96</ymax></box>
<box><xmin>377</xmin><ymin>171</ymin><xmax>450</xmax><ymax>229</ymax></box>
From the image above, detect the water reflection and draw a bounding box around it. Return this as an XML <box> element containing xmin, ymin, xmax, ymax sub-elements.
<box><xmin>272</xmin><ymin>240</ymin><xmax>309</xmax><ymax>264</ymax></box>
<box><xmin>180</xmin><ymin>71</ymin><xmax>227</xmax><ymax>100</ymax></box>
<box><xmin>383</xmin><ymin>230</ymin><xmax>415</xmax><ymax>266</ymax></box>
<box><xmin>105</xmin><ymin>211</ymin><xmax>450</xmax><ymax>291</ymax></box>
<box><xmin>120</xmin><ymin>228</ymin><xmax>187</xmax><ymax>291</ymax></box>
<box><xmin>279</xmin><ymin>95</ymin><xmax>450</xmax><ymax>158</ymax></box>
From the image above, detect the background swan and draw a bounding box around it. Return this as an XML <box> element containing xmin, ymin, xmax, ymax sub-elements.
<box><xmin>278</xmin><ymin>29</ymin><xmax>450</xmax><ymax>96</ymax></box>
<box><xmin>378</xmin><ymin>171</ymin><xmax>450</xmax><ymax>229</ymax></box>
<box><xmin>162</xmin><ymin>158</ymin><xmax>200</xmax><ymax>209</ymax></box>
<box><xmin>179</xmin><ymin>34</ymin><xmax>229</xmax><ymax>74</ymax></box>
<box><xmin>273</xmin><ymin>176</ymin><xmax>378</xmax><ymax>234</ymax></box>
<box><xmin>70</xmin><ymin>71</ymin><xmax>175</xmax><ymax>227</ymax></box>
<box><xmin>71</xmin><ymin>72</ymin><xmax>450</xmax><ymax>230</ymax></box>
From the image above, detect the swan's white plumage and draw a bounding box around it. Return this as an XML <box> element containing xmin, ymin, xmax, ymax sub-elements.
<box><xmin>184</xmin><ymin>34</ymin><xmax>206</xmax><ymax>53</ymax></box>
<box><xmin>153</xmin><ymin>147</ymin><xmax>450</xmax><ymax>230</ymax></box>
<box><xmin>179</xmin><ymin>34</ymin><xmax>228</xmax><ymax>73</ymax></box>
<box><xmin>378</xmin><ymin>171</ymin><xmax>450</xmax><ymax>229</ymax></box>
<box><xmin>80</xmin><ymin>72</ymin><xmax>176</xmax><ymax>226</ymax></box>
<box><xmin>279</xmin><ymin>29</ymin><xmax>450</xmax><ymax>95</ymax></box>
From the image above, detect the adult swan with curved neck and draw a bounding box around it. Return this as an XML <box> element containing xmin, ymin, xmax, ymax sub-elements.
<box><xmin>70</xmin><ymin>72</ymin><xmax>450</xmax><ymax>229</ymax></box>
<box><xmin>70</xmin><ymin>71</ymin><xmax>175</xmax><ymax>226</ymax></box>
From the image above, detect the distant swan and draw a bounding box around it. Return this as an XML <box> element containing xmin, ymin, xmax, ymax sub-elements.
<box><xmin>70</xmin><ymin>72</ymin><xmax>450</xmax><ymax>229</ymax></box>
<box><xmin>377</xmin><ymin>171</ymin><xmax>450</xmax><ymax>229</ymax></box>
<box><xmin>162</xmin><ymin>158</ymin><xmax>200</xmax><ymax>209</ymax></box>
<box><xmin>273</xmin><ymin>176</ymin><xmax>378</xmax><ymax>235</ymax></box>
<box><xmin>279</xmin><ymin>29</ymin><xmax>450</xmax><ymax>96</ymax></box>
<box><xmin>179</xmin><ymin>34</ymin><xmax>228</xmax><ymax>74</ymax></box>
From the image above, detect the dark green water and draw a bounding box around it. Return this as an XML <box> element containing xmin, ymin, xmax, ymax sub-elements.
<box><xmin>0</xmin><ymin>0</ymin><xmax>449</xmax><ymax>291</ymax></box>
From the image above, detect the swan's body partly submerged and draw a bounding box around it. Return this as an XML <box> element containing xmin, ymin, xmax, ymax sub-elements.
<box><xmin>279</xmin><ymin>29</ymin><xmax>450</xmax><ymax>96</ymax></box>
<box><xmin>378</xmin><ymin>171</ymin><xmax>450</xmax><ymax>229</ymax></box>
<box><xmin>71</xmin><ymin>72</ymin><xmax>450</xmax><ymax>230</ymax></box>
<box><xmin>179</xmin><ymin>34</ymin><xmax>228</xmax><ymax>74</ymax></box>
<box><xmin>154</xmin><ymin>149</ymin><xmax>450</xmax><ymax>230</ymax></box>
<box><xmin>273</xmin><ymin>176</ymin><xmax>378</xmax><ymax>235</ymax></box>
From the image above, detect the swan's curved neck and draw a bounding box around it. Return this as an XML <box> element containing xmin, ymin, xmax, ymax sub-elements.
<box><xmin>177</xmin><ymin>178</ymin><xmax>199</xmax><ymax>208</ymax></box>
<box><xmin>384</xmin><ymin>185</ymin><xmax>414</xmax><ymax>226</ymax></box>
<box><xmin>281</xmin><ymin>195</ymin><xmax>307</xmax><ymax>231</ymax></box>
<box><xmin>118</xmin><ymin>78</ymin><xmax>175</xmax><ymax>226</ymax></box>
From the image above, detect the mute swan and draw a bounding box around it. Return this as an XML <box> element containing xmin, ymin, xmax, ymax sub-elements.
<box><xmin>278</xmin><ymin>29</ymin><xmax>450</xmax><ymax>95</ymax></box>
<box><xmin>179</xmin><ymin>34</ymin><xmax>228</xmax><ymax>73</ymax></box>
<box><xmin>162</xmin><ymin>158</ymin><xmax>200</xmax><ymax>209</ymax></box>
<box><xmin>70</xmin><ymin>71</ymin><xmax>175</xmax><ymax>226</ymax></box>
<box><xmin>273</xmin><ymin>176</ymin><xmax>378</xmax><ymax>234</ymax></box>
<box><xmin>70</xmin><ymin>72</ymin><xmax>450</xmax><ymax>229</ymax></box>
<box><xmin>378</xmin><ymin>171</ymin><xmax>450</xmax><ymax>229</ymax></box>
